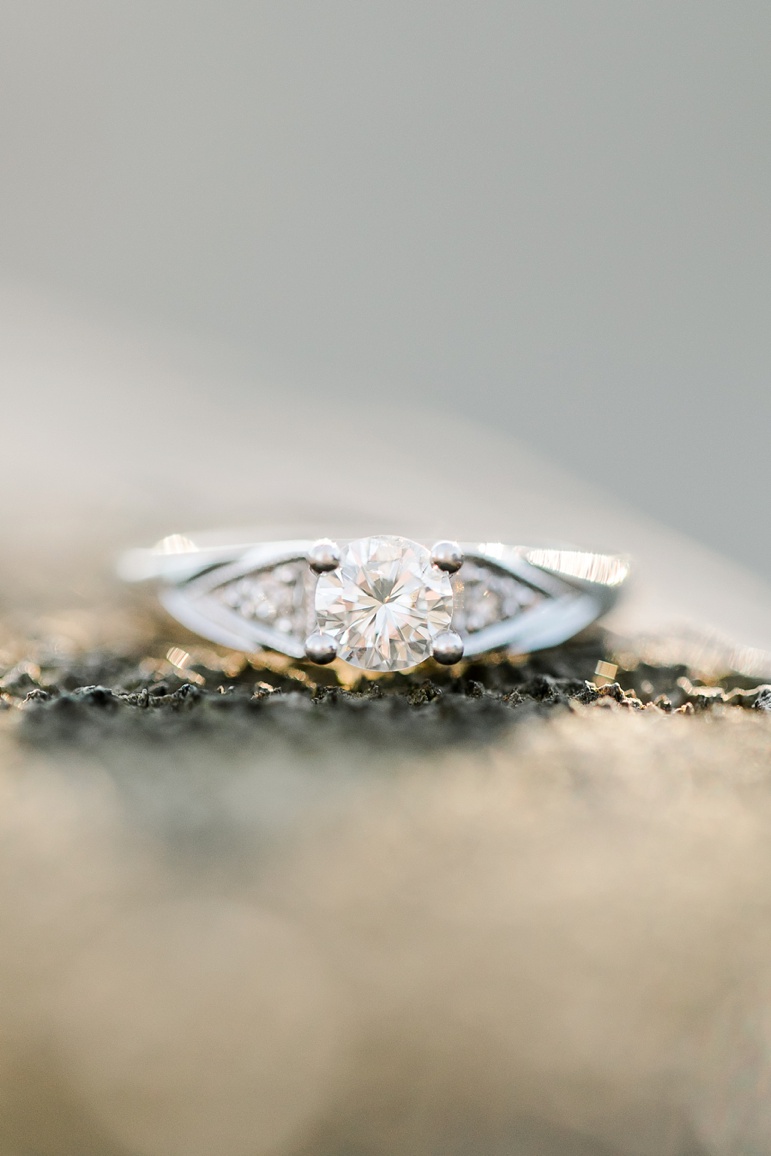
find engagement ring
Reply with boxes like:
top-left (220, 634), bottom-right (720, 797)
top-left (120, 533), bottom-right (629, 674)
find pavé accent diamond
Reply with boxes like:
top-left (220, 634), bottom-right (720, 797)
top-left (218, 562), bottom-right (314, 636)
top-left (452, 561), bottom-right (541, 635)
top-left (314, 535), bottom-right (455, 672)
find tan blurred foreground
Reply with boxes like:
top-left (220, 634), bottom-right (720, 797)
top-left (3, 705), bottom-right (771, 1155)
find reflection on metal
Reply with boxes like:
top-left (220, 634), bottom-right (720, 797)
top-left (157, 534), bottom-right (198, 555)
top-left (524, 548), bottom-right (631, 588)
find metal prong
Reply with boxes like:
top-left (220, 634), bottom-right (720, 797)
top-left (304, 632), bottom-right (338, 665)
top-left (430, 540), bottom-right (464, 573)
top-left (308, 539), bottom-right (341, 573)
top-left (432, 630), bottom-right (464, 665)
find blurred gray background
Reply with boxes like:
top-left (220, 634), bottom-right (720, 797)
top-left (0, 2), bottom-right (769, 575)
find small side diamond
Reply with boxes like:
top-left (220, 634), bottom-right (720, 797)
top-left (452, 561), bottom-right (541, 634)
top-left (217, 562), bottom-right (315, 636)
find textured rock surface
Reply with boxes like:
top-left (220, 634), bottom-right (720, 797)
top-left (4, 624), bottom-right (769, 740)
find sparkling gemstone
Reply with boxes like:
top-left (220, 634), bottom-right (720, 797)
top-left (314, 535), bottom-right (455, 672)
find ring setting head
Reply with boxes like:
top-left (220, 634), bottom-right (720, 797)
top-left (312, 534), bottom-right (456, 672)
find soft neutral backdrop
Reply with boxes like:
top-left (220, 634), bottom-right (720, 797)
top-left (0, 2), bottom-right (769, 578)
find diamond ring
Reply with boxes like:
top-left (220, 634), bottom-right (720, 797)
top-left (119, 533), bottom-right (630, 674)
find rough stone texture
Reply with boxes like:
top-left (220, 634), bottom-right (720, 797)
top-left (3, 620), bottom-right (771, 1156)
top-left (4, 624), bottom-right (769, 748)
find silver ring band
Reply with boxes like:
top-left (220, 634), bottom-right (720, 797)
top-left (119, 533), bottom-right (629, 673)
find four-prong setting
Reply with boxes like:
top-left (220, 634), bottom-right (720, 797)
top-left (431, 630), bottom-right (465, 666)
top-left (305, 535), bottom-right (466, 672)
top-left (430, 540), bottom-right (464, 574)
top-left (304, 632), bottom-right (338, 665)
top-left (308, 538), bottom-right (341, 574)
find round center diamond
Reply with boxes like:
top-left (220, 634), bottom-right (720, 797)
top-left (314, 535), bottom-right (455, 672)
